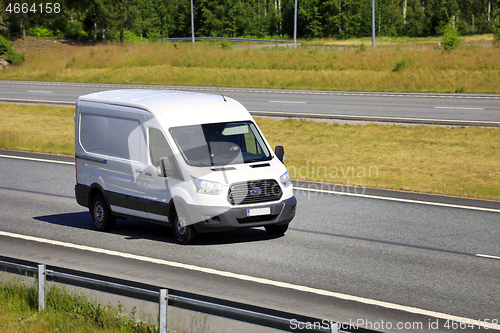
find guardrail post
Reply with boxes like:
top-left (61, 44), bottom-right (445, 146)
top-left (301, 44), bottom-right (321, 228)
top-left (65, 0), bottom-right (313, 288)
top-left (159, 289), bottom-right (168, 333)
top-left (38, 264), bottom-right (46, 311)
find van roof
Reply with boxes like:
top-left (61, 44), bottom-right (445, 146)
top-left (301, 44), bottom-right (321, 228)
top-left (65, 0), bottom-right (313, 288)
top-left (77, 89), bottom-right (253, 127)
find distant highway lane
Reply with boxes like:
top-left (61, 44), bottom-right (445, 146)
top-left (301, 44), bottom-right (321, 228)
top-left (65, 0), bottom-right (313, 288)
top-left (0, 150), bottom-right (499, 332)
top-left (0, 80), bottom-right (499, 126)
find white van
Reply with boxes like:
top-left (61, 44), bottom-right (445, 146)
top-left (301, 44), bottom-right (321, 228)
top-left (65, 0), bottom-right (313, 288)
top-left (74, 89), bottom-right (296, 244)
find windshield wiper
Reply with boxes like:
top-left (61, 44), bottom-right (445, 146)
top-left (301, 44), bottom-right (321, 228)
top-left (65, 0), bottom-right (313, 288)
top-left (187, 159), bottom-right (213, 167)
top-left (244, 158), bottom-right (265, 163)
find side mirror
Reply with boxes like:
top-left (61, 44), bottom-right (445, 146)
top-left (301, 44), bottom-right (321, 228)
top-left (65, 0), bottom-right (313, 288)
top-left (159, 157), bottom-right (184, 180)
top-left (275, 146), bottom-right (285, 163)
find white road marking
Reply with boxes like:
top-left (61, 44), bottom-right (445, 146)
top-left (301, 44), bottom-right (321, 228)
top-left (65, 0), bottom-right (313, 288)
top-left (27, 90), bottom-right (53, 93)
top-left (435, 107), bottom-right (484, 110)
top-left (1, 154), bottom-right (499, 213)
top-left (0, 154), bottom-right (74, 165)
top-left (295, 187), bottom-right (500, 213)
top-left (268, 101), bottom-right (306, 104)
top-left (476, 254), bottom-right (500, 260)
top-left (0, 230), bottom-right (497, 330)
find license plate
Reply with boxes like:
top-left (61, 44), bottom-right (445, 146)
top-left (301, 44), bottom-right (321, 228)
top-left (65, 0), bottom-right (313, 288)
top-left (247, 207), bottom-right (270, 217)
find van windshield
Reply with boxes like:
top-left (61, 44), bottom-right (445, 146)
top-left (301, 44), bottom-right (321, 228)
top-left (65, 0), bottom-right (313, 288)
top-left (170, 121), bottom-right (271, 167)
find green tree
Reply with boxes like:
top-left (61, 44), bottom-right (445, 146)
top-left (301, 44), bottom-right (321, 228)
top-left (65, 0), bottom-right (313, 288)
top-left (402, 0), bottom-right (427, 36)
top-left (102, 0), bottom-right (140, 42)
top-left (299, 0), bottom-right (323, 38)
top-left (4, 0), bottom-right (32, 39)
top-left (442, 17), bottom-right (461, 50)
top-left (338, 0), bottom-right (364, 38)
top-left (492, 16), bottom-right (500, 46)
top-left (0, 0), bottom-right (498, 41)
top-left (85, 0), bottom-right (110, 40)
top-left (375, 0), bottom-right (404, 37)
top-left (228, 0), bottom-right (253, 37)
top-left (320, 0), bottom-right (341, 37)
top-left (197, 0), bottom-right (226, 36)
top-left (430, 0), bottom-right (461, 34)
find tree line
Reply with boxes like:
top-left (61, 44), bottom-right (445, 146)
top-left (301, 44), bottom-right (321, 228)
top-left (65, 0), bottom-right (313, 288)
top-left (0, 0), bottom-right (499, 42)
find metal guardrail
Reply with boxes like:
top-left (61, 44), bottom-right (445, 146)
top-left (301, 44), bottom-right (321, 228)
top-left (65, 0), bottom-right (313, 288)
top-left (160, 37), bottom-right (293, 43)
top-left (0, 255), bottom-right (378, 333)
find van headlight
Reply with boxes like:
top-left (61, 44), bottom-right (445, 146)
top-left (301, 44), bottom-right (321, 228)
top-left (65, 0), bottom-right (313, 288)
top-left (279, 171), bottom-right (291, 187)
top-left (193, 178), bottom-right (223, 195)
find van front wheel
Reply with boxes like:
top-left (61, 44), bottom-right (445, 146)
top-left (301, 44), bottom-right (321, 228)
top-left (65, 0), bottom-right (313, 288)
top-left (91, 195), bottom-right (116, 232)
top-left (173, 209), bottom-right (197, 245)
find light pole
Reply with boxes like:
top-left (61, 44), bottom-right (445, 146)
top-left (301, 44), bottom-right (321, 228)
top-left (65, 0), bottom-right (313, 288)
top-left (191, 0), bottom-right (195, 45)
top-left (294, 0), bottom-right (298, 48)
top-left (372, 0), bottom-right (375, 48)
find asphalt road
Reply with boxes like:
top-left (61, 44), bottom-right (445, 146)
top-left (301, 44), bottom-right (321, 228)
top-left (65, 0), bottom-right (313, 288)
top-left (1, 80), bottom-right (499, 126)
top-left (0, 151), bottom-right (499, 332)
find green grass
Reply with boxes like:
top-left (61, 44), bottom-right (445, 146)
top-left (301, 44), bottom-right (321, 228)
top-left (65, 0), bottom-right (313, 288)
top-left (0, 104), bottom-right (74, 155)
top-left (0, 280), bottom-right (156, 333)
top-left (259, 118), bottom-right (500, 201)
top-left (2, 35), bottom-right (499, 93)
top-left (1, 103), bottom-right (499, 201)
top-left (314, 34), bottom-right (494, 47)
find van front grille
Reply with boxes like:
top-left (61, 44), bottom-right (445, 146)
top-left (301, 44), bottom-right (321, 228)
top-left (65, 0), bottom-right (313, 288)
top-left (228, 179), bottom-right (282, 205)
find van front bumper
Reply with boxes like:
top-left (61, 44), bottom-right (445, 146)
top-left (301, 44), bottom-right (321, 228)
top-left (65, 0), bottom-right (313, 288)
top-left (185, 196), bottom-right (296, 233)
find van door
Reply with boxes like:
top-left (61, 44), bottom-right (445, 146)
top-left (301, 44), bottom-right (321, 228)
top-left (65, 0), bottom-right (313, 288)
top-left (143, 125), bottom-right (182, 222)
top-left (77, 102), bottom-right (109, 187)
top-left (104, 105), bottom-right (148, 219)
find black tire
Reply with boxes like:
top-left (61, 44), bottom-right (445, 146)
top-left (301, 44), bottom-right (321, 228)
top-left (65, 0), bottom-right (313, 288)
top-left (173, 208), bottom-right (198, 245)
top-left (265, 223), bottom-right (289, 235)
top-left (90, 195), bottom-right (116, 232)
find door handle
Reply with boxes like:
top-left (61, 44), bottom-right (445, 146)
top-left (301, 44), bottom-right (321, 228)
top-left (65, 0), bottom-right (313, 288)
top-left (135, 169), bottom-right (143, 174)
top-left (145, 171), bottom-right (152, 177)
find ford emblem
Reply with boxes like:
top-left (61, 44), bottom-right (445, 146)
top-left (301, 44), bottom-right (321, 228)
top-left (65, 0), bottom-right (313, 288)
top-left (250, 188), bottom-right (262, 195)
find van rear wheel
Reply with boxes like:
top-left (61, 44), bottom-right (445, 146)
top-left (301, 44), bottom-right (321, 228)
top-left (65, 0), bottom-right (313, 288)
top-left (90, 195), bottom-right (116, 232)
top-left (173, 208), bottom-right (197, 245)
top-left (265, 223), bottom-right (288, 235)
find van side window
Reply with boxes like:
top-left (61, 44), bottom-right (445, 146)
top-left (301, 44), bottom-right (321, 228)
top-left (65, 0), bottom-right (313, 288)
top-left (107, 117), bottom-right (141, 160)
top-left (80, 112), bottom-right (142, 160)
top-left (149, 128), bottom-right (173, 171)
top-left (80, 114), bottom-right (107, 155)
